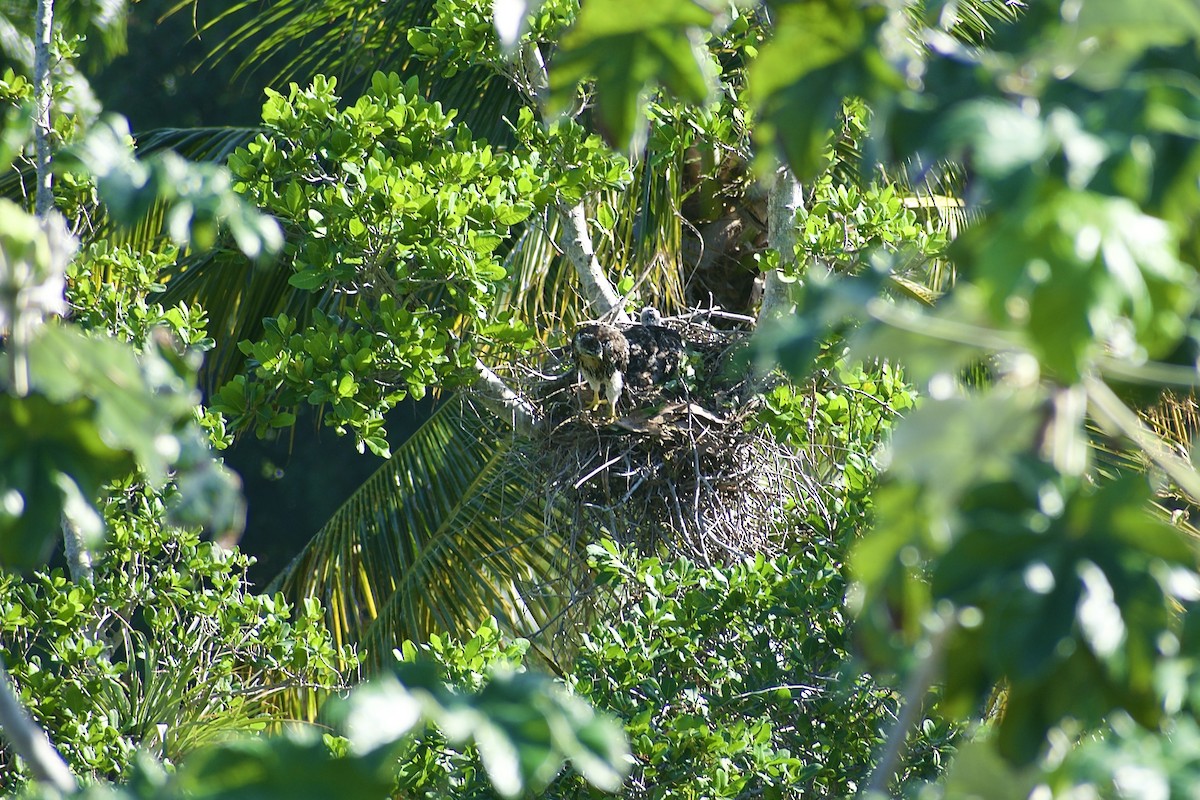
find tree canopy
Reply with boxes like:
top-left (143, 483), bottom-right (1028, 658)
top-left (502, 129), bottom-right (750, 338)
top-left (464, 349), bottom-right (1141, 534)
top-left (3, 0), bottom-right (1200, 798)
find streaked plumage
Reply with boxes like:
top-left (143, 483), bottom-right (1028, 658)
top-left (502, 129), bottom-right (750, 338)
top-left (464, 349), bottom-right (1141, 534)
top-left (572, 323), bottom-right (630, 418)
top-left (572, 310), bottom-right (685, 419)
top-left (623, 308), bottom-right (685, 393)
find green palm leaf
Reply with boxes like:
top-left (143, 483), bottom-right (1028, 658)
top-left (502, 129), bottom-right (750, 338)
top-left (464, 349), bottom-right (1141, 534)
top-left (273, 398), bottom-right (577, 673)
top-left (168, 0), bottom-right (522, 142)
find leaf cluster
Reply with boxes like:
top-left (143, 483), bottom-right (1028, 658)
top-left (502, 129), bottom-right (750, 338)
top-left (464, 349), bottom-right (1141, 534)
top-left (0, 485), bottom-right (351, 792)
top-left (219, 73), bottom-right (546, 454)
top-left (561, 542), bottom-right (955, 798)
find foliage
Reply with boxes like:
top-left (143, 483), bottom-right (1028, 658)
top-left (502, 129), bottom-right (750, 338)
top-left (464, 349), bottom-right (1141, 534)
top-left (559, 543), bottom-right (955, 799)
top-left (65, 116), bottom-right (284, 258)
top-left (13, 643), bottom-right (627, 800)
top-left (21, 0), bottom-right (1200, 798)
top-left (359, 537), bottom-right (956, 800)
top-left (213, 73), bottom-right (545, 455)
top-left (760, 354), bottom-right (916, 541)
top-left (546, 0), bottom-right (1200, 791)
top-left (0, 7), bottom-right (634, 798)
top-left (0, 491), bottom-right (351, 792)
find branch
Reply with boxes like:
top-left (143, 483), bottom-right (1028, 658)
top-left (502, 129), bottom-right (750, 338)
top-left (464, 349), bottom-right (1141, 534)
top-left (517, 42), bottom-right (626, 322)
top-left (472, 359), bottom-right (541, 437)
top-left (0, 655), bottom-right (77, 793)
top-left (750, 166), bottom-right (804, 390)
top-left (34, 0), bottom-right (94, 583)
top-left (519, 41), bottom-right (550, 108)
top-left (758, 166), bottom-right (803, 326)
top-left (33, 0), bottom-right (54, 218)
top-left (61, 515), bottom-right (93, 583)
top-left (556, 201), bottom-right (627, 321)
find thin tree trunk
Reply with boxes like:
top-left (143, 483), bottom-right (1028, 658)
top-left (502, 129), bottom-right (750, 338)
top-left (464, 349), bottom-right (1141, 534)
top-left (61, 515), bottom-right (93, 583)
top-left (33, 0), bottom-right (92, 582)
top-left (759, 166), bottom-right (802, 325)
top-left (556, 201), bottom-right (626, 321)
top-left (750, 166), bottom-right (804, 391)
top-left (0, 0), bottom-right (79, 783)
top-left (521, 42), bottom-right (627, 321)
top-left (33, 0), bottom-right (54, 217)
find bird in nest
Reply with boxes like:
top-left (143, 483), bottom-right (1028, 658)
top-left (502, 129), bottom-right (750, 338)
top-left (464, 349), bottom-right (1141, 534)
top-left (572, 308), bottom-right (685, 420)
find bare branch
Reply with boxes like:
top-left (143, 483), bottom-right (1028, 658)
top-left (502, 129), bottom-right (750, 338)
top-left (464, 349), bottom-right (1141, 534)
top-left (33, 0), bottom-right (54, 218)
top-left (515, 41), bottom-right (626, 322)
top-left (759, 166), bottom-right (803, 326)
top-left (61, 515), bottom-right (93, 583)
top-left (473, 359), bottom-right (541, 437)
top-left (557, 201), bottom-right (628, 321)
top-left (750, 166), bottom-right (804, 391)
top-left (0, 655), bottom-right (77, 793)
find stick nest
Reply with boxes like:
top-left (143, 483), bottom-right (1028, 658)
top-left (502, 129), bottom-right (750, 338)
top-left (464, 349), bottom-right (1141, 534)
top-left (495, 312), bottom-right (823, 567)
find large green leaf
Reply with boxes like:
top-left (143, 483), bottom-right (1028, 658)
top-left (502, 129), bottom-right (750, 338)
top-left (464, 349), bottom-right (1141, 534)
top-left (550, 0), bottom-right (716, 150)
top-left (745, 0), bottom-right (902, 182)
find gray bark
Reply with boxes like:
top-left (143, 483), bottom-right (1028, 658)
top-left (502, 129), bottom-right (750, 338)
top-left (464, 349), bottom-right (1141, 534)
top-left (750, 167), bottom-right (804, 391)
top-left (473, 359), bottom-right (541, 437)
top-left (33, 0), bottom-right (54, 217)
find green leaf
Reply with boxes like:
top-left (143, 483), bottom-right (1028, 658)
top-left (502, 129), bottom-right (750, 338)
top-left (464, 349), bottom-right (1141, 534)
top-left (746, 0), bottom-right (901, 181)
top-left (955, 189), bottom-right (1196, 379)
top-left (0, 394), bottom-right (134, 571)
top-left (175, 728), bottom-right (395, 800)
top-left (550, 0), bottom-right (716, 150)
top-left (27, 326), bottom-right (198, 485)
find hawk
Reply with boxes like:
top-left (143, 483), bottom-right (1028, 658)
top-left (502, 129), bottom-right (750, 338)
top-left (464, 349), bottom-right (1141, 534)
top-left (572, 309), bottom-right (685, 419)
top-left (623, 307), bottom-right (685, 394)
top-left (572, 322), bottom-right (630, 418)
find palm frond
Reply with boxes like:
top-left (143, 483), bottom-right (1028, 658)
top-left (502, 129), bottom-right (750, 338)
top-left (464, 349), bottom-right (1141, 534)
top-left (168, 0), bottom-right (523, 142)
top-left (158, 245), bottom-right (323, 393)
top-left (273, 398), bottom-right (576, 673)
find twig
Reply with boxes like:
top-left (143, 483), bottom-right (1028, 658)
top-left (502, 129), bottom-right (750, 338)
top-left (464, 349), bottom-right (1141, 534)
top-left (574, 452), bottom-right (627, 489)
top-left (0, 655), bottom-right (77, 793)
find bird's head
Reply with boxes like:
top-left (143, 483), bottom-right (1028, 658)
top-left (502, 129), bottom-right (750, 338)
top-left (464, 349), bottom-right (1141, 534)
top-left (639, 306), bottom-right (663, 327)
top-left (572, 324), bottom-right (606, 358)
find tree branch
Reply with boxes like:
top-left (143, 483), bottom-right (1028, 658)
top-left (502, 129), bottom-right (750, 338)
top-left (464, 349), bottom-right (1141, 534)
top-left (750, 166), bottom-right (804, 390)
top-left (517, 41), bottom-right (627, 322)
top-left (759, 166), bottom-right (802, 326)
top-left (0, 655), bottom-right (77, 793)
top-left (556, 201), bottom-right (627, 321)
top-left (472, 359), bottom-right (541, 437)
top-left (33, 0), bottom-right (55, 218)
top-left (61, 514), bottom-right (93, 584)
